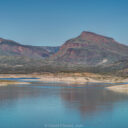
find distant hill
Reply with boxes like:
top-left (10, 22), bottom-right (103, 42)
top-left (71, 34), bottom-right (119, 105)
top-left (0, 38), bottom-right (59, 58)
top-left (51, 31), bottom-right (128, 66)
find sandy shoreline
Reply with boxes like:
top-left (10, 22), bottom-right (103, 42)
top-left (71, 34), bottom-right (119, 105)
top-left (0, 80), bottom-right (29, 86)
top-left (0, 72), bottom-right (127, 85)
top-left (0, 73), bottom-right (128, 94)
top-left (38, 73), bottom-right (128, 92)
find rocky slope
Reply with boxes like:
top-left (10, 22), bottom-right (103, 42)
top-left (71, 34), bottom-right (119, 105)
top-left (51, 31), bottom-right (128, 66)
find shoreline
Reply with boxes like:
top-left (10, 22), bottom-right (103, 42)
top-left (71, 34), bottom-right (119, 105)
top-left (0, 80), bottom-right (29, 86)
top-left (0, 73), bottom-right (128, 93)
top-left (0, 72), bottom-right (127, 85)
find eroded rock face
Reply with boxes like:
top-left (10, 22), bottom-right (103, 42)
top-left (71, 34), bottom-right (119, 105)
top-left (51, 31), bottom-right (128, 65)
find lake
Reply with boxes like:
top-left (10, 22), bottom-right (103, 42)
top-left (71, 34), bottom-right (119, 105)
top-left (0, 78), bottom-right (128, 128)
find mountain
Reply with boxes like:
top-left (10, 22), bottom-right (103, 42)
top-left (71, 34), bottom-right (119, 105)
top-left (0, 38), bottom-right (59, 58)
top-left (51, 31), bottom-right (128, 66)
top-left (0, 38), bottom-right (61, 73)
top-left (0, 31), bottom-right (128, 75)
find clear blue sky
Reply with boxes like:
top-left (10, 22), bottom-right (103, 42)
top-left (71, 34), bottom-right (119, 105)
top-left (0, 0), bottom-right (128, 46)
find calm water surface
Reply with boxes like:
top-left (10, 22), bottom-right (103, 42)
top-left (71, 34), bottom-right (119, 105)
top-left (0, 78), bottom-right (128, 128)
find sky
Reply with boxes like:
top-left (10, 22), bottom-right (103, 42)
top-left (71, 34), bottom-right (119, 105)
top-left (0, 0), bottom-right (128, 46)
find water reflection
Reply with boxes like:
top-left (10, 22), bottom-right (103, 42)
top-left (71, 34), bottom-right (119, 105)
top-left (60, 87), bottom-right (128, 115)
top-left (0, 84), bottom-right (128, 117)
top-left (0, 85), bottom-right (59, 106)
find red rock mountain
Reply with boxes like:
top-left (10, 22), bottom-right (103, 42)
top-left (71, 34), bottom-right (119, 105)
top-left (51, 31), bottom-right (128, 65)
top-left (0, 38), bottom-right (59, 58)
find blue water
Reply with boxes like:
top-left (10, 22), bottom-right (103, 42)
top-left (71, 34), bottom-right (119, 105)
top-left (0, 79), bottom-right (128, 128)
top-left (0, 77), bottom-right (39, 82)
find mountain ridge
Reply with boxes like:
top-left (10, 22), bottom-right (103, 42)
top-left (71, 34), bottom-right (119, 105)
top-left (0, 37), bottom-right (59, 58)
top-left (50, 31), bottom-right (128, 66)
top-left (0, 31), bottom-right (128, 75)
